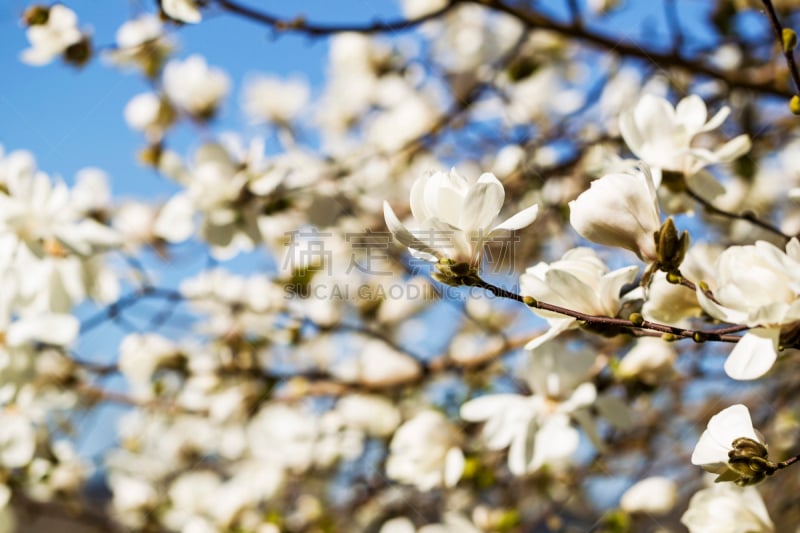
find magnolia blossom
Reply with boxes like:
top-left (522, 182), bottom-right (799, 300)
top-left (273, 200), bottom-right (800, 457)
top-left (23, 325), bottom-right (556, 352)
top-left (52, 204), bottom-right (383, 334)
top-left (696, 239), bottom-right (800, 380)
top-left (0, 410), bottom-right (36, 468)
top-left (163, 55), bottom-right (230, 117)
top-left (21, 5), bottom-right (83, 66)
top-left (124, 92), bottom-right (174, 142)
top-left (384, 168), bottom-right (538, 266)
top-left (108, 14), bottom-right (171, 74)
top-left (691, 404), bottom-right (765, 483)
top-left (520, 247), bottom-right (638, 349)
top-left (162, 0), bottom-right (202, 23)
top-left (386, 410), bottom-right (464, 490)
top-left (681, 483), bottom-right (773, 533)
top-left (460, 342), bottom-right (597, 475)
top-left (620, 94), bottom-right (751, 179)
top-left (569, 164), bottom-right (661, 261)
top-left (642, 242), bottom-right (721, 326)
top-left (619, 476), bottom-right (677, 515)
top-left (242, 76), bottom-right (310, 124)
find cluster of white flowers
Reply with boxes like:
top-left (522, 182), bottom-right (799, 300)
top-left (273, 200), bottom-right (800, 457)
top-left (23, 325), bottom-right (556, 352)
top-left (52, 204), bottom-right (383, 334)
top-left (11, 0), bottom-right (800, 530)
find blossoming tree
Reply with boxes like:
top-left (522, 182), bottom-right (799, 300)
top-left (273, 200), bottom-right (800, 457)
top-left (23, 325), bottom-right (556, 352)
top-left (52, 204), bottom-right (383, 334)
top-left (5, 0), bottom-right (800, 531)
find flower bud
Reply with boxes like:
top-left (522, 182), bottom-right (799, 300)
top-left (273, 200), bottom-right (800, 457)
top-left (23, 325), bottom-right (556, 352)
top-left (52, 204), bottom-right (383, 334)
top-left (655, 217), bottom-right (689, 273)
top-left (726, 437), bottom-right (777, 486)
top-left (23, 5), bottom-right (50, 26)
top-left (790, 95), bottom-right (800, 115)
top-left (783, 28), bottom-right (798, 53)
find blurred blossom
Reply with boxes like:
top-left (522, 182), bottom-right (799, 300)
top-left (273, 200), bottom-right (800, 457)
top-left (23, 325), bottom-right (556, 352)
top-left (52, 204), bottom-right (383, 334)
top-left (0, 410), bottom-right (35, 468)
top-left (620, 476), bottom-right (677, 515)
top-left (460, 342), bottom-right (597, 475)
top-left (108, 14), bottom-right (171, 75)
top-left (617, 337), bottom-right (677, 385)
top-left (162, 0), bottom-right (202, 23)
top-left (124, 92), bottom-right (175, 141)
top-left (401, 0), bottom-right (448, 18)
top-left (620, 94), bottom-right (751, 181)
top-left (163, 55), bottom-right (229, 117)
top-left (681, 482), bottom-right (773, 533)
top-left (21, 5), bottom-right (83, 66)
top-left (242, 75), bottom-right (310, 124)
top-left (386, 410), bottom-right (464, 490)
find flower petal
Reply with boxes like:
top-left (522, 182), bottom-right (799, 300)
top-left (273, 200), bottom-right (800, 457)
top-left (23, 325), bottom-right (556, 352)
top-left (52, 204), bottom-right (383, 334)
top-left (724, 328), bottom-right (779, 380)
top-left (491, 203), bottom-right (539, 232)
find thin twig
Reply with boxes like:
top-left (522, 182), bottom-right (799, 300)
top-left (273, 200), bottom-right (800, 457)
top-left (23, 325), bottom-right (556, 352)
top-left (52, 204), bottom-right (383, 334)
top-left (760, 0), bottom-right (800, 94)
top-left (685, 185), bottom-right (791, 241)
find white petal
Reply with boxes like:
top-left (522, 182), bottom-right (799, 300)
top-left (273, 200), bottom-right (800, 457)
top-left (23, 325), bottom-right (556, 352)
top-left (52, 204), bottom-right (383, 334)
top-left (460, 173), bottom-right (504, 232)
top-left (713, 134), bottom-right (751, 162)
top-left (383, 201), bottom-right (440, 262)
top-left (154, 193), bottom-right (195, 243)
top-left (675, 95), bottom-right (708, 134)
top-left (724, 328), bottom-right (779, 380)
top-left (700, 105), bottom-right (731, 133)
top-left (7, 313), bottom-right (79, 347)
top-left (443, 447), bottom-right (464, 487)
top-left (491, 203), bottom-right (539, 232)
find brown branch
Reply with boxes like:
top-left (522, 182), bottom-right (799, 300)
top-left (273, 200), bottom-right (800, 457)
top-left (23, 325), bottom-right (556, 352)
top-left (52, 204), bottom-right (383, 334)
top-left (470, 277), bottom-right (744, 344)
top-left (215, 0), bottom-right (461, 35)
top-left (472, 0), bottom-right (794, 98)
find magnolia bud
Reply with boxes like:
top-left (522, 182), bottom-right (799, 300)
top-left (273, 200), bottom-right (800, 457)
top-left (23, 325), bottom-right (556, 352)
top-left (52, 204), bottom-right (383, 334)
top-left (23, 5), bottom-right (50, 26)
top-left (655, 217), bottom-right (690, 273)
top-left (790, 95), bottom-right (800, 115)
top-left (783, 28), bottom-right (798, 53)
top-left (726, 437), bottom-right (777, 486)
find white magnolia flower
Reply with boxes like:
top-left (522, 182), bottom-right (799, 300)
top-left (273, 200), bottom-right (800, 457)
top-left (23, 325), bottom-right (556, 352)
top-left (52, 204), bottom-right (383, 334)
top-left (124, 92), bottom-right (174, 141)
top-left (0, 410), bottom-right (36, 468)
top-left (335, 394), bottom-right (401, 437)
top-left (108, 14), bottom-right (171, 73)
top-left (162, 0), bottom-right (202, 24)
top-left (154, 139), bottom-right (271, 259)
top-left (0, 165), bottom-right (120, 258)
top-left (6, 313), bottom-right (78, 347)
top-left (386, 410), bottom-right (464, 490)
top-left (247, 404), bottom-right (318, 472)
top-left (681, 483), bottom-right (773, 533)
top-left (384, 168), bottom-right (538, 266)
top-left (21, 5), bottom-right (83, 66)
top-left (118, 333), bottom-right (182, 399)
top-left (620, 94), bottom-right (751, 178)
top-left (642, 242), bottom-right (721, 326)
top-left (242, 76), bottom-right (309, 124)
top-left (569, 164), bottom-right (661, 261)
top-left (691, 404), bottom-right (765, 482)
top-left (696, 239), bottom-right (800, 380)
top-left (460, 343), bottom-right (597, 475)
top-left (520, 247), bottom-right (638, 349)
top-left (620, 476), bottom-right (677, 515)
top-left (163, 55), bottom-right (229, 117)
